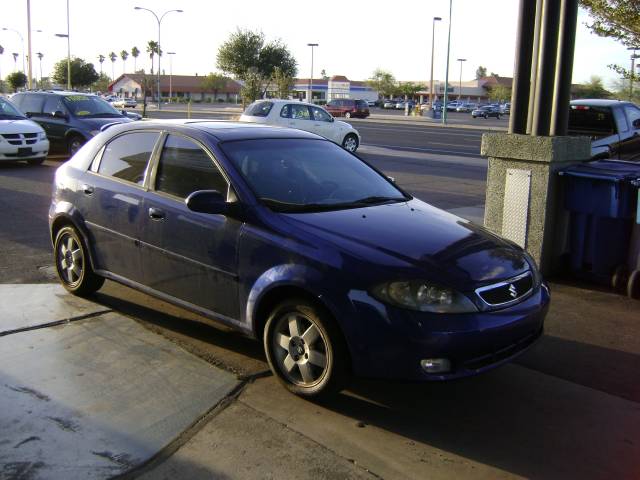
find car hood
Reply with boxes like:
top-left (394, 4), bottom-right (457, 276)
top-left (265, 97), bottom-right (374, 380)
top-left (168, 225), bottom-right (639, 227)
top-left (282, 199), bottom-right (529, 288)
top-left (334, 120), bottom-right (358, 133)
top-left (0, 118), bottom-right (44, 133)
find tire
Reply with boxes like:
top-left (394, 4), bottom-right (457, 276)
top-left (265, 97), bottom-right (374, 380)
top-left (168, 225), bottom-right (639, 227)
top-left (472, 115), bottom-right (476, 119)
top-left (263, 298), bottom-right (350, 399)
top-left (342, 133), bottom-right (359, 153)
top-left (484, 114), bottom-right (489, 119)
top-left (612, 264), bottom-right (629, 292)
top-left (627, 269), bottom-right (640, 300)
top-left (67, 135), bottom-right (85, 157)
top-left (26, 157), bottom-right (45, 166)
top-left (54, 225), bottom-right (104, 296)
top-left (344, 111), bottom-right (351, 119)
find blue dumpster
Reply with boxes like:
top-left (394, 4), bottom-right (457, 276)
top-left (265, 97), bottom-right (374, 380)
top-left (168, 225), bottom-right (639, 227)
top-left (559, 160), bottom-right (640, 285)
top-left (431, 107), bottom-right (442, 120)
top-left (627, 179), bottom-right (640, 298)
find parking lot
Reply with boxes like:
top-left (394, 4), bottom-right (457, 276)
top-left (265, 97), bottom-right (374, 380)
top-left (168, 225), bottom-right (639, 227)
top-left (1, 116), bottom-right (639, 479)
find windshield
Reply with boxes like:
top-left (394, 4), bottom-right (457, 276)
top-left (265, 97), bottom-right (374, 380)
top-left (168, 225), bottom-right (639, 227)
top-left (221, 139), bottom-right (409, 213)
top-left (62, 95), bottom-right (123, 118)
top-left (0, 97), bottom-right (27, 120)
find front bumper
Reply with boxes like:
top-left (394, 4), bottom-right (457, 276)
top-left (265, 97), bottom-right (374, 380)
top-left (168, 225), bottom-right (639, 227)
top-left (343, 283), bottom-right (550, 381)
top-left (0, 139), bottom-right (49, 161)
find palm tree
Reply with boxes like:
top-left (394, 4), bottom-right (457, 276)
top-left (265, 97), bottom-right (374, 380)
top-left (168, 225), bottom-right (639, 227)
top-left (36, 52), bottom-right (44, 85)
top-left (109, 51), bottom-right (117, 81)
top-left (98, 54), bottom-right (105, 76)
top-left (0, 45), bottom-right (4, 87)
top-left (12, 52), bottom-right (18, 72)
top-left (146, 40), bottom-right (160, 75)
top-left (131, 46), bottom-right (140, 72)
top-left (120, 50), bottom-right (129, 74)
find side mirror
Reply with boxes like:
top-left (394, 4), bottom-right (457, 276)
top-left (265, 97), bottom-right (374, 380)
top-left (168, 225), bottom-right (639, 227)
top-left (633, 118), bottom-right (640, 130)
top-left (185, 190), bottom-right (227, 215)
top-left (53, 110), bottom-right (67, 119)
top-left (121, 109), bottom-right (128, 115)
top-left (330, 116), bottom-right (334, 122)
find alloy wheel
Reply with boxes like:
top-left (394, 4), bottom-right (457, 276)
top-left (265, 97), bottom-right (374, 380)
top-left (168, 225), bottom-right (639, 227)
top-left (57, 232), bottom-right (83, 287)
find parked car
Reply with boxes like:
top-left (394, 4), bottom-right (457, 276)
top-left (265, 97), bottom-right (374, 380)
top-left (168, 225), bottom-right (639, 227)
top-left (568, 99), bottom-right (640, 160)
top-left (446, 101), bottom-right (461, 111)
top-left (472, 105), bottom-right (502, 119)
top-left (395, 100), bottom-right (416, 110)
top-left (324, 99), bottom-right (370, 119)
top-left (112, 97), bottom-right (137, 108)
top-left (456, 103), bottom-right (477, 113)
top-left (367, 100), bottom-right (376, 107)
top-left (10, 91), bottom-right (134, 156)
top-left (0, 96), bottom-right (49, 165)
top-left (49, 119), bottom-right (549, 398)
top-left (239, 99), bottom-right (361, 152)
top-left (383, 100), bottom-right (398, 109)
top-left (500, 103), bottom-right (511, 114)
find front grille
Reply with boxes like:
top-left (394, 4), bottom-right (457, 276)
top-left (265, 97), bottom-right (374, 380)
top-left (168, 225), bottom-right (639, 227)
top-left (1, 134), bottom-right (20, 139)
top-left (1, 133), bottom-right (40, 147)
top-left (23, 133), bottom-right (37, 138)
top-left (475, 271), bottom-right (533, 307)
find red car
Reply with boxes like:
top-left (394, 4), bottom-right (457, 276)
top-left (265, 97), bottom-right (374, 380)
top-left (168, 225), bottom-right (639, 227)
top-left (324, 99), bottom-right (370, 119)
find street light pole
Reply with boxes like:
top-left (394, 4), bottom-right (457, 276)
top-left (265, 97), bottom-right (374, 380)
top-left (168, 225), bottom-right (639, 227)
top-left (429, 17), bottom-right (442, 109)
top-left (307, 43), bottom-right (318, 103)
top-left (457, 58), bottom-right (466, 101)
top-left (167, 51), bottom-right (175, 103)
top-left (26, 0), bottom-right (33, 89)
top-left (134, 7), bottom-right (183, 110)
top-left (442, 0), bottom-right (453, 125)
top-left (628, 47), bottom-right (639, 97)
top-left (54, 32), bottom-right (70, 89)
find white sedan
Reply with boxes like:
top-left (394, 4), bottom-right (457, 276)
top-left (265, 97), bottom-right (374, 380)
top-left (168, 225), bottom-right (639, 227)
top-left (239, 99), bottom-right (361, 152)
top-left (0, 97), bottom-right (49, 165)
top-left (112, 97), bottom-right (137, 108)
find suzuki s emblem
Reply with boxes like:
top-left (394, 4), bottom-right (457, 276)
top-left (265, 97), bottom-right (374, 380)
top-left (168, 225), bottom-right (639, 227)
top-left (508, 284), bottom-right (518, 298)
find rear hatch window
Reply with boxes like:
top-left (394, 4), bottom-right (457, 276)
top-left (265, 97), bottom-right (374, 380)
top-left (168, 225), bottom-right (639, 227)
top-left (568, 105), bottom-right (616, 139)
top-left (244, 101), bottom-right (273, 117)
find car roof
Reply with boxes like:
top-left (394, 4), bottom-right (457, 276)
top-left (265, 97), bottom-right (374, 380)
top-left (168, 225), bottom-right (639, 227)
top-left (250, 98), bottom-right (318, 108)
top-left (570, 99), bottom-right (633, 107)
top-left (16, 90), bottom-right (98, 97)
top-left (104, 119), bottom-right (324, 142)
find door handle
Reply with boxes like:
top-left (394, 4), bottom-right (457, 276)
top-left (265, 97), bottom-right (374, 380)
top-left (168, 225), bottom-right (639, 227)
top-left (148, 207), bottom-right (165, 220)
top-left (82, 184), bottom-right (94, 195)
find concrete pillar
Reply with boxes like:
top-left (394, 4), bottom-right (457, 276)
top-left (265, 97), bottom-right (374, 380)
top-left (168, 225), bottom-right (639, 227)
top-left (481, 133), bottom-right (591, 274)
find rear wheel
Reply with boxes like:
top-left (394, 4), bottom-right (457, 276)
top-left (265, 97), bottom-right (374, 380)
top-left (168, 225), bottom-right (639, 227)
top-left (344, 111), bottom-right (351, 119)
top-left (342, 133), bottom-right (359, 153)
top-left (264, 299), bottom-right (349, 399)
top-left (54, 225), bottom-right (104, 296)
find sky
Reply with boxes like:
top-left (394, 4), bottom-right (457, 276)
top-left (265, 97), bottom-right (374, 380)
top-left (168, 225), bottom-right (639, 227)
top-left (0, 0), bottom-right (634, 90)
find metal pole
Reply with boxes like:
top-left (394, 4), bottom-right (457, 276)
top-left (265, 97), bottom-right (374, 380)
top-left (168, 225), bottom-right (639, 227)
top-left (429, 17), bottom-right (441, 109)
top-left (527, 0), bottom-right (544, 133)
top-left (442, 0), bottom-right (453, 125)
top-left (307, 43), bottom-right (318, 103)
top-left (66, 0), bottom-right (70, 90)
top-left (27, 0), bottom-right (33, 89)
top-left (168, 52), bottom-right (175, 103)
top-left (510, 0), bottom-right (537, 134)
top-left (629, 49), bottom-right (638, 98)
top-left (457, 58), bottom-right (466, 100)
top-left (550, 0), bottom-right (579, 136)
top-left (531, 0), bottom-right (561, 137)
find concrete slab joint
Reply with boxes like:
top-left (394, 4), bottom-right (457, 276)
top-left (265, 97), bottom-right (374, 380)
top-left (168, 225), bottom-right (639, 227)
top-left (481, 133), bottom-right (591, 274)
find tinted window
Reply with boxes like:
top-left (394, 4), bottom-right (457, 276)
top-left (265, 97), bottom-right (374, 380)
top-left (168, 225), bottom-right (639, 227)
top-left (280, 104), bottom-right (291, 118)
top-left (221, 139), bottom-right (407, 211)
top-left (290, 104), bottom-right (311, 120)
top-left (98, 132), bottom-right (159, 185)
top-left (155, 135), bottom-right (227, 199)
top-left (356, 100), bottom-right (368, 108)
top-left (13, 93), bottom-right (45, 115)
top-left (568, 105), bottom-right (615, 138)
top-left (63, 95), bottom-right (121, 117)
top-left (245, 101), bottom-right (273, 117)
top-left (311, 107), bottom-right (332, 122)
top-left (0, 98), bottom-right (26, 119)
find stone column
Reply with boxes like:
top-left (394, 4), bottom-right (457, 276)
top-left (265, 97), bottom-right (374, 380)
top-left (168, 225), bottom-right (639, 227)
top-left (481, 133), bottom-right (591, 274)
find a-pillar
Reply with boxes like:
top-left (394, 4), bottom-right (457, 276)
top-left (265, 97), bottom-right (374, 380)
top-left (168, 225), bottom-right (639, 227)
top-left (481, 133), bottom-right (591, 274)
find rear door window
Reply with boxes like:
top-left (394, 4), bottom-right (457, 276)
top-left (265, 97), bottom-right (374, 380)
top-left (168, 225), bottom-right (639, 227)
top-left (97, 132), bottom-right (160, 185)
top-left (43, 96), bottom-right (66, 116)
top-left (568, 105), bottom-right (616, 138)
top-left (311, 107), bottom-right (333, 122)
top-left (290, 104), bottom-right (311, 120)
top-left (356, 100), bottom-right (368, 109)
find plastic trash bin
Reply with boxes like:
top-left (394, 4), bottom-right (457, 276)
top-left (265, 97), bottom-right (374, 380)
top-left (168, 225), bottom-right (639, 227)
top-left (626, 179), bottom-right (640, 298)
top-left (558, 160), bottom-right (640, 286)
top-left (431, 107), bottom-right (442, 120)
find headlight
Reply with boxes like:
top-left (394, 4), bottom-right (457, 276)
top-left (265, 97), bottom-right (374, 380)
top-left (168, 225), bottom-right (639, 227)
top-left (522, 251), bottom-right (542, 287)
top-left (38, 132), bottom-right (47, 141)
top-left (371, 280), bottom-right (478, 313)
top-left (89, 130), bottom-right (100, 137)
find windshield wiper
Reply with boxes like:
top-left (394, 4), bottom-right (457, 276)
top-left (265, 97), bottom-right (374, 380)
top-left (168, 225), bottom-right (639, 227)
top-left (0, 114), bottom-right (26, 120)
top-left (349, 195), bottom-right (408, 206)
top-left (260, 195), bottom-right (408, 213)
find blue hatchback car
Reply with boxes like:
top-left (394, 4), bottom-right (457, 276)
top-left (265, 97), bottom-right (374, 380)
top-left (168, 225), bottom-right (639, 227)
top-left (49, 120), bottom-right (549, 398)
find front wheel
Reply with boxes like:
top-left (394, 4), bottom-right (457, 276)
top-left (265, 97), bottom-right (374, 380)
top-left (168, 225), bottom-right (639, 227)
top-left (67, 135), bottom-right (85, 157)
top-left (342, 133), bottom-right (359, 153)
top-left (264, 299), bottom-right (349, 399)
top-left (54, 225), bottom-right (104, 296)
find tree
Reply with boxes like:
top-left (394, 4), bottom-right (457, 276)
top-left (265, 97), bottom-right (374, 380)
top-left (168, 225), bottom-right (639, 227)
top-left (201, 72), bottom-right (227, 101)
top-left (320, 69), bottom-right (328, 79)
top-left (98, 54), bottom-right (105, 75)
top-left (367, 69), bottom-right (396, 98)
top-left (476, 66), bottom-right (487, 79)
top-left (487, 84), bottom-right (512, 102)
top-left (573, 75), bottom-right (611, 98)
top-left (131, 46), bottom-right (140, 72)
top-left (6, 71), bottom-right (27, 92)
top-left (398, 81), bottom-right (424, 99)
top-left (146, 40), bottom-right (161, 75)
top-left (272, 66), bottom-right (294, 99)
top-left (239, 68), bottom-right (262, 105)
top-left (610, 77), bottom-right (640, 102)
top-left (52, 57), bottom-right (99, 88)
top-left (92, 73), bottom-right (112, 94)
top-left (216, 29), bottom-right (297, 97)
top-left (120, 50), bottom-right (129, 74)
top-left (109, 52), bottom-right (117, 80)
